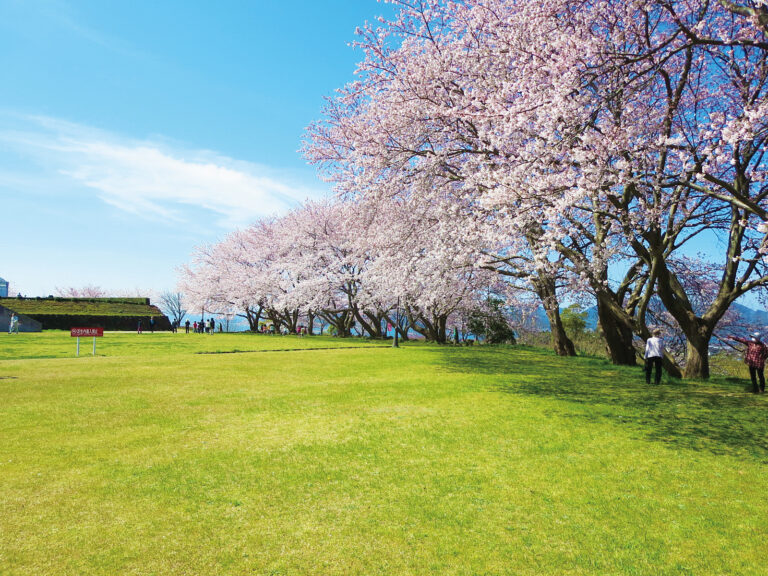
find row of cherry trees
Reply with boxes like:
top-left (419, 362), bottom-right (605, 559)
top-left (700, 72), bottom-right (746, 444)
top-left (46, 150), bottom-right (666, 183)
top-left (181, 0), bottom-right (767, 378)
top-left (298, 0), bottom-right (768, 378)
top-left (180, 196), bottom-right (514, 342)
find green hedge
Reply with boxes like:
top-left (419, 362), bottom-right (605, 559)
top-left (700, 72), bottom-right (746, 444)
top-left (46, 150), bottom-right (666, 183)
top-left (23, 314), bottom-right (172, 331)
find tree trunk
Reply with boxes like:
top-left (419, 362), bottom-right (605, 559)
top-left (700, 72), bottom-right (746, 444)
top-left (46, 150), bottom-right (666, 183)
top-left (244, 310), bottom-right (257, 331)
top-left (399, 317), bottom-right (410, 341)
top-left (651, 250), bottom-right (720, 379)
top-left (416, 314), bottom-right (436, 341)
top-left (307, 312), bottom-right (315, 335)
top-left (679, 322), bottom-right (714, 379)
top-left (387, 313), bottom-right (410, 341)
top-left (547, 305), bottom-right (576, 356)
top-left (436, 315), bottom-right (448, 344)
top-left (266, 309), bottom-right (282, 332)
top-left (443, 317), bottom-right (450, 343)
top-left (532, 274), bottom-right (575, 357)
top-left (354, 308), bottom-right (384, 338)
top-left (282, 309), bottom-right (299, 334)
top-left (596, 294), bottom-right (637, 366)
top-left (660, 350), bottom-right (684, 379)
top-left (340, 310), bottom-right (354, 337)
top-left (318, 310), bottom-right (352, 337)
top-left (683, 339), bottom-right (710, 379)
top-left (241, 305), bottom-right (262, 331)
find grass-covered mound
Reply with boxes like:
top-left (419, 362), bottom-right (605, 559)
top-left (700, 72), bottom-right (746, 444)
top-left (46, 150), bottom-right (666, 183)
top-left (0, 297), bottom-right (170, 330)
top-left (0, 297), bottom-right (156, 316)
top-left (1, 332), bottom-right (766, 575)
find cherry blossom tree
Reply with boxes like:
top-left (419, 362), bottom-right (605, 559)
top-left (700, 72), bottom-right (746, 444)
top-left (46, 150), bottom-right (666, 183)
top-left (179, 219), bottom-right (294, 331)
top-left (273, 200), bottom-right (372, 337)
top-left (356, 191), bottom-right (505, 343)
top-left (532, 0), bottom-right (768, 376)
top-left (179, 190), bottom-right (511, 343)
top-left (304, 0), bottom-right (584, 354)
top-left (55, 285), bottom-right (106, 298)
top-left (304, 0), bottom-right (768, 377)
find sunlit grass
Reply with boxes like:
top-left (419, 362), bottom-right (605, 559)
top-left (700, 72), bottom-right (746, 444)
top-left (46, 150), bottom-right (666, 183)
top-left (1, 332), bottom-right (766, 575)
top-left (0, 330), bottom-right (386, 360)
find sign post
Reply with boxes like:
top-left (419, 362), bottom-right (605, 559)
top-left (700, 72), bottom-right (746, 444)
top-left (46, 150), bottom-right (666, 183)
top-left (71, 327), bottom-right (104, 357)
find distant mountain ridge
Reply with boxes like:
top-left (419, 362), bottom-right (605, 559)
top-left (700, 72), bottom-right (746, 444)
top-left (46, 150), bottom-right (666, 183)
top-left (527, 303), bottom-right (768, 331)
top-left (730, 303), bottom-right (768, 326)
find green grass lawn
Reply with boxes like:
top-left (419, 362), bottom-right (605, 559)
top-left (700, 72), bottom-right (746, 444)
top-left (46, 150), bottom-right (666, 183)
top-left (1, 332), bottom-right (767, 575)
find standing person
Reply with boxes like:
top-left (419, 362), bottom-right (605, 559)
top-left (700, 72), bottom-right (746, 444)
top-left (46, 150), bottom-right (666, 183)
top-left (730, 332), bottom-right (768, 393)
top-left (149, 316), bottom-right (155, 334)
top-left (209, 318), bottom-right (215, 335)
top-left (193, 321), bottom-right (198, 333)
top-left (644, 329), bottom-right (664, 385)
top-left (8, 312), bottom-right (19, 334)
top-left (185, 319), bottom-right (190, 334)
top-left (137, 320), bottom-right (142, 334)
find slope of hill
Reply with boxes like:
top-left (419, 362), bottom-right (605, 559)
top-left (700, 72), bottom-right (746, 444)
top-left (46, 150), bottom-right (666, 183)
top-left (528, 303), bottom-right (766, 332)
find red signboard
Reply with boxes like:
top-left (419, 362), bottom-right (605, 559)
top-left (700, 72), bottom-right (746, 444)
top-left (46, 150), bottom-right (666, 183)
top-left (71, 327), bottom-right (104, 337)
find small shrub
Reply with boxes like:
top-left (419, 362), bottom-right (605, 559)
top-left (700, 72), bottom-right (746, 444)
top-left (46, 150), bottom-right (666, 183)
top-left (561, 304), bottom-right (588, 339)
top-left (468, 298), bottom-right (517, 344)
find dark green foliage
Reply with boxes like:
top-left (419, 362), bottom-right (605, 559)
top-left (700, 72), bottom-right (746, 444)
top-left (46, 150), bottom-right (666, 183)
top-left (561, 304), bottom-right (588, 339)
top-left (468, 297), bottom-right (517, 344)
top-left (0, 297), bottom-right (169, 330)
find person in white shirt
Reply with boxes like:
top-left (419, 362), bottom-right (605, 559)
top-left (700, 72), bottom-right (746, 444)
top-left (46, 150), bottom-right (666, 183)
top-left (644, 329), bottom-right (664, 385)
top-left (8, 312), bottom-right (19, 334)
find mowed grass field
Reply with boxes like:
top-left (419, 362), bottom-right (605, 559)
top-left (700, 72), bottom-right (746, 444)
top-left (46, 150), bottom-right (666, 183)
top-left (1, 332), bottom-right (767, 575)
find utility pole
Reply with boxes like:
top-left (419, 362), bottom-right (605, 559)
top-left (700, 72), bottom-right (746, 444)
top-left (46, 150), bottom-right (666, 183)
top-left (393, 296), bottom-right (400, 348)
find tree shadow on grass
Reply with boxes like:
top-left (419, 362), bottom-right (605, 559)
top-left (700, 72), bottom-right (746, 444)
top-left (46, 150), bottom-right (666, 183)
top-left (437, 346), bottom-right (768, 462)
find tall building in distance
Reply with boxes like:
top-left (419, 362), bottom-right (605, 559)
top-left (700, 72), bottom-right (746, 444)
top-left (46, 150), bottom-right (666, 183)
top-left (0, 277), bottom-right (8, 298)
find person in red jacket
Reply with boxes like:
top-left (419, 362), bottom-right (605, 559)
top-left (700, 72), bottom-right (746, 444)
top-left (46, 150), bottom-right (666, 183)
top-left (731, 332), bottom-right (768, 394)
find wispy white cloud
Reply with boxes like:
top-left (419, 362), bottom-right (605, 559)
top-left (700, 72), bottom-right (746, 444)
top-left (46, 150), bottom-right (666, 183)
top-left (0, 114), bottom-right (326, 227)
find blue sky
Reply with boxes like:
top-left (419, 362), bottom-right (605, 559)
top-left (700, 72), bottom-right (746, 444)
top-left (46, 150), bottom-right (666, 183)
top-left (0, 0), bottom-right (391, 297)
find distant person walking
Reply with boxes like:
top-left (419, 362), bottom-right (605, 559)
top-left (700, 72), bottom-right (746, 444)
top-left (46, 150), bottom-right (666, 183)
top-left (137, 320), bottom-right (142, 335)
top-left (644, 329), bottom-right (665, 385)
top-left (8, 312), bottom-right (19, 334)
top-left (149, 317), bottom-right (155, 334)
top-left (730, 332), bottom-right (768, 393)
top-left (209, 318), bottom-right (215, 335)
top-left (185, 320), bottom-right (190, 334)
